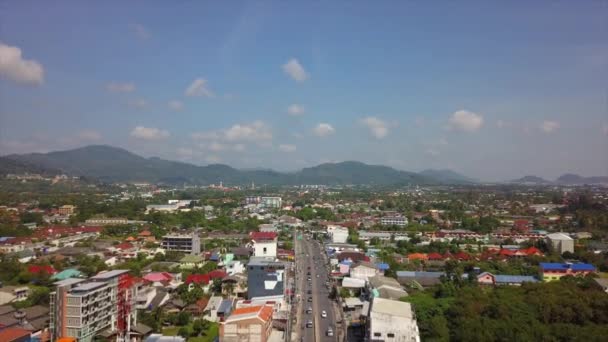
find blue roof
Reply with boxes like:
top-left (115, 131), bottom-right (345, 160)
top-left (375, 263), bottom-right (390, 270)
top-left (495, 275), bottom-right (538, 284)
top-left (540, 263), bottom-right (595, 271)
top-left (217, 299), bottom-right (233, 314)
top-left (340, 260), bottom-right (353, 265)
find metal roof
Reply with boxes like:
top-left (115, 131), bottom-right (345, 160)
top-left (370, 297), bottom-right (413, 319)
top-left (90, 269), bottom-right (130, 280)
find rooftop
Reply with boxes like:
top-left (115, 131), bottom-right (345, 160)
top-left (90, 269), bottom-right (130, 280)
top-left (371, 297), bottom-right (413, 319)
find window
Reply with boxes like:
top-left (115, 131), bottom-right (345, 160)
top-left (374, 332), bottom-right (381, 337)
top-left (263, 247), bottom-right (267, 254)
top-left (388, 333), bottom-right (395, 338)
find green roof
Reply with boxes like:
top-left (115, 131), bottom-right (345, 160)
top-left (180, 255), bottom-right (203, 263)
top-left (51, 268), bottom-right (82, 280)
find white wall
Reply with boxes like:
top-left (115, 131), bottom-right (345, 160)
top-left (253, 240), bottom-right (277, 257)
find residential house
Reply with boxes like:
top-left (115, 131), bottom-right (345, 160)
top-left (476, 272), bottom-right (538, 286)
top-left (0, 286), bottom-right (30, 305)
top-left (250, 232), bottom-right (277, 258)
top-left (0, 327), bottom-right (31, 342)
top-left (327, 225), bottom-right (349, 244)
top-left (396, 271), bottom-right (444, 288)
top-left (350, 261), bottom-right (380, 281)
top-left (220, 305), bottom-right (273, 342)
top-left (368, 297), bottom-right (420, 342)
top-left (368, 275), bottom-right (408, 300)
top-left (179, 254), bottom-right (204, 269)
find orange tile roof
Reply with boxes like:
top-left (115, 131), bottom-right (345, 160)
top-left (230, 305), bottom-right (273, 322)
top-left (258, 305), bottom-right (273, 322)
top-left (0, 328), bottom-right (30, 342)
top-left (232, 305), bottom-right (263, 316)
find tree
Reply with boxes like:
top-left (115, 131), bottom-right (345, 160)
top-left (192, 319), bottom-right (205, 336)
top-left (339, 287), bottom-right (351, 298)
top-left (177, 326), bottom-right (190, 338)
top-left (177, 311), bottom-right (191, 326)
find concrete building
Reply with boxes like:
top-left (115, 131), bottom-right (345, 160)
top-left (161, 234), bottom-right (200, 254)
top-left (58, 205), bottom-right (77, 216)
top-left (247, 257), bottom-right (285, 299)
top-left (545, 233), bottom-right (574, 255)
top-left (0, 286), bottom-right (30, 305)
top-left (380, 215), bottom-right (408, 227)
top-left (350, 261), bottom-right (380, 281)
top-left (258, 224), bottom-right (277, 233)
top-left (49, 270), bottom-right (137, 342)
top-left (260, 197), bottom-right (282, 209)
top-left (327, 225), bottom-right (349, 244)
top-left (220, 305), bottom-right (273, 342)
top-left (368, 297), bottom-right (420, 342)
top-left (250, 232), bottom-right (277, 258)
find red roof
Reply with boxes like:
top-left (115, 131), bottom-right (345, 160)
top-left (427, 252), bottom-right (444, 260)
top-left (250, 232), bottom-right (277, 241)
top-left (27, 265), bottom-right (56, 275)
top-left (522, 246), bottom-right (543, 256)
top-left (116, 242), bottom-right (134, 250)
top-left (138, 230), bottom-right (152, 237)
top-left (499, 249), bottom-right (516, 256)
top-left (230, 305), bottom-right (273, 322)
top-left (186, 274), bottom-right (210, 285)
top-left (207, 270), bottom-right (227, 280)
top-left (143, 272), bottom-right (173, 282)
top-left (454, 252), bottom-right (471, 260)
top-left (33, 226), bottom-right (103, 239)
top-left (0, 328), bottom-right (31, 342)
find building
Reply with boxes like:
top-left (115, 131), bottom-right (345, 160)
top-left (368, 297), bottom-right (420, 342)
top-left (368, 275), bottom-right (408, 300)
top-left (476, 272), bottom-right (538, 286)
top-left (380, 215), bottom-right (408, 227)
top-left (49, 270), bottom-right (137, 342)
top-left (545, 233), bottom-right (574, 254)
top-left (179, 255), bottom-right (204, 269)
top-left (247, 257), bottom-right (285, 299)
top-left (327, 225), bottom-right (349, 244)
top-left (539, 263), bottom-right (596, 282)
top-left (0, 286), bottom-right (30, 305)
top-left (58, 205), bottom-right (77, 216)
top-left (220, 305), bottom-right (273, 342)
top-left (84, 217), bottom-right (128, 226)
top-left (350, 261), bottom-right (380, 281)
top-left (258, 224), bottom-right (277, 233)
top-left (250, 232), bottom-right (277, 258)
top-left (260, 197), bottom-right (282, 209)
top-left (161, 234), bottom-right (201, 254)
top-left (0, 328), bottom-right (31, 342)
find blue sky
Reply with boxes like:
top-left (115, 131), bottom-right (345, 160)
top-left (0, 1), bottom-right (607, 181)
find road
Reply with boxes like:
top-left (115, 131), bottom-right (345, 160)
top-left (296, 234), bottom-right (338, 342)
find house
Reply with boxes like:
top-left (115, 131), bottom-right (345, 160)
top-left (51, 268), bottom-right (82, 281)
top-left (342, 277), bottom-right (366, 289)
top-left (0, 327), bottom-right (31, 342)
top-left (337, 251), bottom-right (368, 263)
top-left (476, 272), bottom-right (538, 286)
top-left (57, 205), bottom-right (76, 215)
top-left (540, 263), bottom-right (596, 282)
top-left (258, 224), bottom-right (277, 233)
top-left (203, 296), bottom-right (224, 322)
top-left (368, 297), bottom-right (420, 342)
top-left (278, 215), bottom-right (302, 228)
top-left (350, 261), bottom-right (380, 281)
top-left (179, 254), bottom-right (204, 269)
top-left (222, 274), bottom-right (247, 297)
top-left (220, 305), bottom-right (273, 342)
top-left (145, 334), bottom-right (186, 342)
top-left (545, 233), bottom-right (574, 255)
top-left (368, 275), bottom-right (408, 300)
top-left (250, 232), bottom-right (277, 258)
top-left (225, 260), bottom-right (245, 276)
top-left (407, 253), bottom-right (428, 262)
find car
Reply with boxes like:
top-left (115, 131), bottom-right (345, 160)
top-left (316, 274), bottom-right (320, 278)
top-left (307, 277), bottom-right (311, 281)
top-left (321, 310), bottom-right (327, 318)
top-left (308, 297), bottom-right (313, 302)
top-left (306, 307), bottom-right (312, 314)
top-left (306, 320), bottom-right (313, 328)
top-left (326, 328), bottom-right (334, 337)
top-left (307, 271), bottom-right (311, 275)
top-left (307, 289), bottom-right (312, 294)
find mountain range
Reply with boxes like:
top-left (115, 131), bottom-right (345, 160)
top-left (1, 145), bottom-right (605, 186)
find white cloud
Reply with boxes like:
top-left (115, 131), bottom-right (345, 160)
top-left (130, 126), bottom-right (170, 140)
top-left (106, 82), bottom-right (135, 93)
top-left (313, 123), bottom-right (335, 137)
top-left (129, 98), bottom-right (147, 109)
top-left (191, 131), bottom-right (221, 140)
top-left (224, 121), bottom-right (272, 143)
top-left (448, 110), bottom-right (484, 132)
top-left (131, 24), bottom-right (150, 40)
top-left (359, 116), bottom-right (389, 139)
top-left (287, 104), bottom-right (305, 116)
top-left (77, 130), bottom-right (102, 141)
top-left (185, 78), bottom-right (214, 97)
top-left (168, 100), bottom-right (184, 111)
top-left (0, 42), bottom-right (44, 85)
top-left (282, 58), bottom-right (308, 82)
top-left (540, 120), bottom-right (560, 133)
top-left (279, 144), bottom-right (297, 152)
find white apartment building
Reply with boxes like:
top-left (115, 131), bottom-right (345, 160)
top-left (50, 270), bottom-right (137, 342)
top-left (381, 216), bottom-right (408, 227)
top-left (161, 233), bottom-right (201, 254)
top-left (260, 197), bottom-right (282, 209)
top-left (369, 297), bottom-right (420, 342)
top-left (250, 232), bottom-right (278, 258)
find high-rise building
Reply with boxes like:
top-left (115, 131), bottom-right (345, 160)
top-left (49, 270), bottom-right (137, 342)
top-left (161, 233), bottom-right (201, 254)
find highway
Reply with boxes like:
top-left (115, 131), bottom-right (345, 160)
top-left (297, 234), bottom-right (338, 342)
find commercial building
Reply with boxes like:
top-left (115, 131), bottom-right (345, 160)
top-left (58, 205), bottom-right (77, 216)
top-left (161, 234), bottom-right (201, 254)
top-left (220, 305), bottom-right (273, 342)
top-left (260, 197), bottom-right (282, 209)
top-left (247, 257), bottom-right (285, 299)
top-left (250, 232), bottom-right (277, 258)
top-left (545, 233), bottom-right (574, 255)
top-left (327, 225), bottom-right (349, 244)
top-left (368, 297), bottom-right (420, 342)
top-left (539, 263), bottom-right (596, 282)
top-left (49, 270), bottom-right (138, 342)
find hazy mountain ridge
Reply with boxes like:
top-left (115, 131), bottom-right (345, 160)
top-left (511, 174), bottom-right (608, 185)
top-left (419, 169), bottom-right (477, 183)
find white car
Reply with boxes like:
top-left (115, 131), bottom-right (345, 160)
top-left (321, 310), bottom-right (327, 318)
top-left (326, 328), bottom-right (334, 337)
